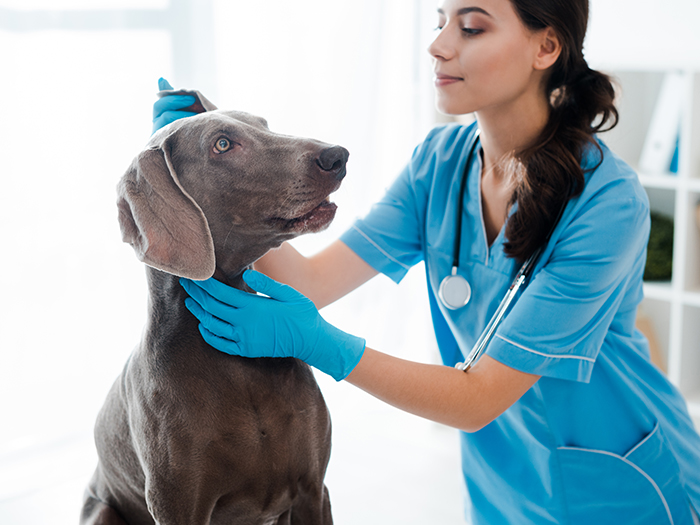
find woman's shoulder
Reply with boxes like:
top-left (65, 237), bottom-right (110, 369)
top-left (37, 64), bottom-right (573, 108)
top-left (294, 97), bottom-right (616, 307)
top-left (580, 138), bottom-right (650, 215)
top-left (403, 122), bottom-right (478, 186)
top-left (545, 139), bottom-right (652, 279)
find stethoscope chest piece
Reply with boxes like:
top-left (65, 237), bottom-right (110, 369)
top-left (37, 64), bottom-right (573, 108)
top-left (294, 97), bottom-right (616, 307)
top-left (438, 267), bottom-right (471, 310)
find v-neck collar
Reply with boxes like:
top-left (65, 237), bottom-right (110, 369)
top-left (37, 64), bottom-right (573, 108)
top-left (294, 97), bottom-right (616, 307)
top-left (473, 145), bottom-right (509, 266)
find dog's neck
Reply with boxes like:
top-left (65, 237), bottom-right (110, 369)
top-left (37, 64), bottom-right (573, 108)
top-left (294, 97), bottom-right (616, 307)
top-left (211, 266), bottom-right (252, 291)
top-left (141, 265), bottom-right (252, 362)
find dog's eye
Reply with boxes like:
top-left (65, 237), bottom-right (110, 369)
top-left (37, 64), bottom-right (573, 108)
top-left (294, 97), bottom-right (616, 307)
top-left (214, 138), bottom-right (231, 153)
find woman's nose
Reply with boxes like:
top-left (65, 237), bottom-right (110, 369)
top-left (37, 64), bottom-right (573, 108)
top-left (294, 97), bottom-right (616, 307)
top-left (427, 28), bottom-right (454, 61)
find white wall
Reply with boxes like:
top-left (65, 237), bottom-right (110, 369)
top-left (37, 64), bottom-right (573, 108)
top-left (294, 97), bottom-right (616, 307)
top-left (586, 0), bottom-right (700, 69)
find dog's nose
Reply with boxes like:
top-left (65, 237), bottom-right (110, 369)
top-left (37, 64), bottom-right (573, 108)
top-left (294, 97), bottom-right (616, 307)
top-left (316, 146), bottom-right (349, 180)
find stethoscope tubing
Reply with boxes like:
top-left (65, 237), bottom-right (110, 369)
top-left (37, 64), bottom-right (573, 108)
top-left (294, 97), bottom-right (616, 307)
top-left (449, 129), bottom-right (569, 372)
top-left (451, 130), bottom-right (480, 271)
top-left (454, 245), bottom-right (542, 371)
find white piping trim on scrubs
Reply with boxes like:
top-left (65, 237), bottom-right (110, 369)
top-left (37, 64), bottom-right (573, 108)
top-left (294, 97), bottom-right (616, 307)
top-left (556, 441), bottom-right (674, 525)
top-left (624, 423), bottom-right (659, 459)
top-left (350, 225), bottom-right (411, 271)
top-left (496, 334), bottom-right (596, 362)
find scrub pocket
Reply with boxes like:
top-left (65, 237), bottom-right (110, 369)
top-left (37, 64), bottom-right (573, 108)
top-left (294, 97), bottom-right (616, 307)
top-left (556, 422), bottom-right (693, 525)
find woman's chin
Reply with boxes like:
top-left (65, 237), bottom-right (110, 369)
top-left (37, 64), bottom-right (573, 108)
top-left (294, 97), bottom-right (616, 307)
top-left (436, 106), bottom-right (473, 118)
top-left (434, 97), bottom-right (475, 118)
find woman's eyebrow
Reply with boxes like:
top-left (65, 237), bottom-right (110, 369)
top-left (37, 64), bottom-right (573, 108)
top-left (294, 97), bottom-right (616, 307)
top-left (437, 7), bottom-right (492, 17)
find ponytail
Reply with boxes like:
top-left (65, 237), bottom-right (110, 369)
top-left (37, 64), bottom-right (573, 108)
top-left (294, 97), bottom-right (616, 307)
top-left (503, 0), bottom-right (619, 262)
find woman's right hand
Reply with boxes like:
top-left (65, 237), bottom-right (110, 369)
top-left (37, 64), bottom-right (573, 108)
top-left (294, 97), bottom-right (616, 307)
top-left (181, 271), bottom-right (366, 381)
top-left (151, 77), bottom-right (199, 134)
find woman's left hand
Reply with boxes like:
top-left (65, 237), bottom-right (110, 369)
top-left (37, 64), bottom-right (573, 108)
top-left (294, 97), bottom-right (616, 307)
top-left (152, 77), bottom-right (199, 134)
top-left (180, 270), bottom-right (366, 381)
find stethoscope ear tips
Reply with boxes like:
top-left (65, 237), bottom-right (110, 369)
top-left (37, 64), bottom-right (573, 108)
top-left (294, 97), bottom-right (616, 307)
top-left (438, 268), bottom-right (472, 310)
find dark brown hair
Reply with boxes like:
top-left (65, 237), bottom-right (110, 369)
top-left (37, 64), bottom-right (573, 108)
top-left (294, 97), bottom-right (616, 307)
top-left (503, 0), bottom-right (618, 262)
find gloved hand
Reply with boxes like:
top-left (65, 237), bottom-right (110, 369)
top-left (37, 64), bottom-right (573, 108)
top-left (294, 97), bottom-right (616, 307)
top-left (152, 77), bottom-right (199, 134)
top-left (180, 270), bottom-right (366, 381)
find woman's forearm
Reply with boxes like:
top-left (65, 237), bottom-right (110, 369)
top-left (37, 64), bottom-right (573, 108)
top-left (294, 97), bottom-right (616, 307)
top-left (253, 242), bottom-right (312, 295)
top-left (345, 348), bottom-right (540, 433)
top-left (254, 240), bottom-right (378, 309)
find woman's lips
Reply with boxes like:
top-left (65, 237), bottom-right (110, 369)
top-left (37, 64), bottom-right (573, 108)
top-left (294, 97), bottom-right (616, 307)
top-left (434, 74), bottom-right (463, 87)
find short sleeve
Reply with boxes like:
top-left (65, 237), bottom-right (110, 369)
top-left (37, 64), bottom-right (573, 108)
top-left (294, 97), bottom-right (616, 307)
top-left (487, 185), bottom-right (651, 383)
top-left (340, 165), bottom-right (422, 283)
top-left (340, 129), bottom-right (444, 283)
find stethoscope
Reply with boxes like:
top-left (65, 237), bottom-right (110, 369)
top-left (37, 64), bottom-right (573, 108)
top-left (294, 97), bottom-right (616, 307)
top-left (437, 129), bottom-right (568, 372)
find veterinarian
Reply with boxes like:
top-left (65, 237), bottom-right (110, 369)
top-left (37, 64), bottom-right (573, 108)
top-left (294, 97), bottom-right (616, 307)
top-left (157, 0), bottom-right (700, 523)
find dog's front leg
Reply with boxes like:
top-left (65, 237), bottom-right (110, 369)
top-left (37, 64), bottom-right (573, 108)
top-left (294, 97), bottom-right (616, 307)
top-left (80, 488), bottom-right (129, 525)
top-left (129, 397), bottom-right (219, 524)
top-left (145, 475), bottom-right (216, 525)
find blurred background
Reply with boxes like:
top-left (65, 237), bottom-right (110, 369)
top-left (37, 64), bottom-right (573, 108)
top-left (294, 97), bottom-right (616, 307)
top-left (0, 1), bottom-right (699, 524)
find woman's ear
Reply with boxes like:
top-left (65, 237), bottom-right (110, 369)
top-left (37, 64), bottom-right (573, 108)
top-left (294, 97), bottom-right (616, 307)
top-left (533, 27), bottom-right (562, 71)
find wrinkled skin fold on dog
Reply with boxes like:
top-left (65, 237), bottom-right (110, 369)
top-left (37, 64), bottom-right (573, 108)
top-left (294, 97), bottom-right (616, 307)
top-left (81, 89), bottom-right (348, 525)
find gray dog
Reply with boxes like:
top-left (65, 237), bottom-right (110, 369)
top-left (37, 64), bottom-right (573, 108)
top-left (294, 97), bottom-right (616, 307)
top-left (80, 90), bottom-right (347, 525)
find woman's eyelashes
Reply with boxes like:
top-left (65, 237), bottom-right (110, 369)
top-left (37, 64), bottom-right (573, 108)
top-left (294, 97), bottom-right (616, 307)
top-left (462, 27), bottom-right (484, 36)
top-left (433, 21), bottom-right (484, 36)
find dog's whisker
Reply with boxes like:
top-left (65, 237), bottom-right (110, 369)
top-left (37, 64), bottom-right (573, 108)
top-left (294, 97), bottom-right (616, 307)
top-left (222, 222), bottom-right (236, 251)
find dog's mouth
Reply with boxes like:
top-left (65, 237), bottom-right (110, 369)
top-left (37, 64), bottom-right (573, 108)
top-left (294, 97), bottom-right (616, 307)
top-left (270, 197), bottom-right (338, 234)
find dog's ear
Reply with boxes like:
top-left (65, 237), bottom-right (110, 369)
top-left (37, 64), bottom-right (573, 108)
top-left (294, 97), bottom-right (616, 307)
top-left (117, 140), bottom-right (216, 280)
top-left (189, 90), bottom-right (218, 112)
top-left (156, 88), bottom-right (218, 114)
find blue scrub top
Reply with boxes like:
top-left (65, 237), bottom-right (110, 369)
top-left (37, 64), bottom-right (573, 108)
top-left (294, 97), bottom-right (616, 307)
top-left (340, 123), bottom-right (700, 525)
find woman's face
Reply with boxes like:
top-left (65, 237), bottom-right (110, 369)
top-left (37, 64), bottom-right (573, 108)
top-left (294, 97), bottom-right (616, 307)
top-left (429, 0), bottom-right (548, 116)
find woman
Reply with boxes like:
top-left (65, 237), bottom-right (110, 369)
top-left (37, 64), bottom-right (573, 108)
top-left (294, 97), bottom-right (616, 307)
top-left (156, 0), bottom-right (700, 523)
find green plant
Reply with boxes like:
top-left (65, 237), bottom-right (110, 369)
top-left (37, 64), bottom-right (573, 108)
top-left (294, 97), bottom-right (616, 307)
top-left (644, 211), bottom-right (674, 281)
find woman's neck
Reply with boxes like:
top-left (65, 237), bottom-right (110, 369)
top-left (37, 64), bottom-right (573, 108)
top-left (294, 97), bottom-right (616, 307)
top-left (475, 87), bottom-right (550, 182)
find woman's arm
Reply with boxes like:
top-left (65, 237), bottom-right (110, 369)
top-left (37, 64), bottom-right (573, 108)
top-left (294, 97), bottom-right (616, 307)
top-left (254, 240), bottom-right (379, 309)
top-left (346, 350), bottom-right (540, 433)
top-left (182, 271), bottom-right (540, 432)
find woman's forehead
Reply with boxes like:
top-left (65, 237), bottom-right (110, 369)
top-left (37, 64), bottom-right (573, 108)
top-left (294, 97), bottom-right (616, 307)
top-left (436, 0), bottom-right (515, 19)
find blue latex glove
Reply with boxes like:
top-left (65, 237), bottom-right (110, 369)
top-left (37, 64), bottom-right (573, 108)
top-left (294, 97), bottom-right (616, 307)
top-left (180, 270), bottom-right (366, 381)
top-left (152, 77), bottom-right (199, 134)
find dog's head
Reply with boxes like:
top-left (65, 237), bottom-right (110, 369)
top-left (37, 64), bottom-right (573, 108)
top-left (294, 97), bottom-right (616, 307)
top-left (117, 94), bottom-right (348, 280)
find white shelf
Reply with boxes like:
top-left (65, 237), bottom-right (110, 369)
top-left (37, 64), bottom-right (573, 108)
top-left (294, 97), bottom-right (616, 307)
top-left (638, 173), bottom-right (680, 190)
top-left (643, 282), bottom-right (674, 302)
top-left (643, 287), bottom-right (700, 308)
top-left (606, 68), bottom-right (700, 404)
top-left (685, 291), bottom-right (700, 308)
top-left (687, 392), bottom-right (700, 418)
